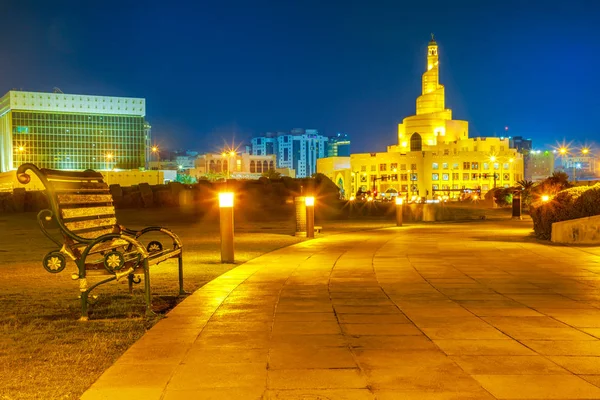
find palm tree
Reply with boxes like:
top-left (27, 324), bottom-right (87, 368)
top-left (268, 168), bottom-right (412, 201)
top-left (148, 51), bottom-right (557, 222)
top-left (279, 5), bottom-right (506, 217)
top-left (262, 169), bottom-right (282, 180)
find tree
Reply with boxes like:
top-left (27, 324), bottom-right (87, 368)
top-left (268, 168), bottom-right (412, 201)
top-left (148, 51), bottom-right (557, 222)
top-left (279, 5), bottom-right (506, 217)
top-left (176, 173), bottom-right (197, 184)
top-left (261, 169), bottom-right (281, 180)
top-left (535, 171), bottom-right (573, 197)
top-left (198, 171), bottom-right (224, 182)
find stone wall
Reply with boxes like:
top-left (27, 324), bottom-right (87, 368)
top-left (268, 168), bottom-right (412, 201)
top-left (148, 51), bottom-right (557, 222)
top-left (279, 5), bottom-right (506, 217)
top-left (551, 215), bottom-right (600, 244)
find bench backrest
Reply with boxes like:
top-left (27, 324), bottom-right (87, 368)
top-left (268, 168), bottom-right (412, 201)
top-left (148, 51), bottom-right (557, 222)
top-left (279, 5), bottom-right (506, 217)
top-left (18, 165), bottom-right (118, 242)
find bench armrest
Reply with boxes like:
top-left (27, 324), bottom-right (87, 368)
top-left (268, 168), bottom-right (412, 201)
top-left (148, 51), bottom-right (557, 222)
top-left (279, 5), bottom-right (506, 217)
top-left (79, 233), bottom-right (149, 278)
top-left (120, 226), bottom-right (183, 249)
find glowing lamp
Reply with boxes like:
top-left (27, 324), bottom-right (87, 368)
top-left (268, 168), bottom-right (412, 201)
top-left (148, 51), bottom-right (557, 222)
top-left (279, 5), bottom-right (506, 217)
top-left (305, 196), bottom-right (315, 207)
top-left (349, 196), bottom-right (355, 201)
top-left (582, 148), bottom-right (590, 155)
top-left (18, 146), bottom-right (24, 152)
top-left (541, 195), bottom-right (550, 202)
top-left (490, 156), bottom-right (496, 162)
top-left (395, 197), bottom-right (403, 205)
top-left (219, 192), bottom-right (234, 208)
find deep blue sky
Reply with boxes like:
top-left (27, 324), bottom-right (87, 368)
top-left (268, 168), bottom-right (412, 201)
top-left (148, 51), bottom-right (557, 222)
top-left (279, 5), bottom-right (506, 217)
top-left (2, 0), bottom-right (599, 153)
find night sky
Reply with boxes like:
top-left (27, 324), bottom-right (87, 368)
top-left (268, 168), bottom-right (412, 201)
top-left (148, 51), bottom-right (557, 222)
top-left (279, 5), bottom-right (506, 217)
top-left (2, 0), bottom-right (599, 153)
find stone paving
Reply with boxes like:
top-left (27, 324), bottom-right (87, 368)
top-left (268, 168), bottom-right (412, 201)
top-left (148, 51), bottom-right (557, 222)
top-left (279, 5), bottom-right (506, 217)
top-left (82, 220), bottom-right (600, 399)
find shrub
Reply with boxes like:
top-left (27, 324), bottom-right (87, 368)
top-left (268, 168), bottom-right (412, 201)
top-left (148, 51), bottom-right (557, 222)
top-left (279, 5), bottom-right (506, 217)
top-left (530, 183), bottom-right (600, 240)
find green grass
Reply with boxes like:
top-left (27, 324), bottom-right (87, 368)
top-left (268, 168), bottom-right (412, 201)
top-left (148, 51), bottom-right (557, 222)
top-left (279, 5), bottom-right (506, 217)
top-left (0, 208), bottom-right (394, 399)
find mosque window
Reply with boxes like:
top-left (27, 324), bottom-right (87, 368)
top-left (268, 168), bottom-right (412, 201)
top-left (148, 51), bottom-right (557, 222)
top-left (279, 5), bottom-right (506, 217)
top-left (361, 165), bottom-right (367, 172)
top-left (410, 133), bottom-right (422, 151)
top-left (483, 163), bottom-right (490, 170)
top-left (371, 165), bottom-right (376, 172)
top-left (432, 173), bottom-right (439, 181)
top-left (391, 174), bottom-right (398, 181)
top-left (442, 174), bottom-right (449, 181)
top-left (400, 164), bottom-right (406, 170)
top-left (401, 185), bottom-right (408, 192)
top-left (390, 163), bottom-right (398, 170)
top-left (410, 173), bottom-right (418, 181)
top-left (442, 163), bottom-right (448, 169)
top-left (463, 162), bottom-right (470, 170)
top-left (471, 162), bottom-right (479, 170)
top-left (444, 149), bottom-right (449, 156)
top-left (453, 163), bottom-right (459, 169)
top-left (411, 164), bottom-right (417, 170)
top-left (401, 174), bottom-right (408, 181)
top-left (463, 173), bottom-right (470, 181)
top-left (452, 173), bottom-right (459, 180)
top-left (379, 164), bottom-right (387, 171)
top-left (432, 163), bottom-right (439, 170)
top-left (472, 173), bottom-right (479, 180)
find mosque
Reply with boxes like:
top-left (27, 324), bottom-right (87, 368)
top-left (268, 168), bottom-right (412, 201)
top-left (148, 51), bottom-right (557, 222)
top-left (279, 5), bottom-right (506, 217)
top-left (317, 36), bottom-right (524, 201)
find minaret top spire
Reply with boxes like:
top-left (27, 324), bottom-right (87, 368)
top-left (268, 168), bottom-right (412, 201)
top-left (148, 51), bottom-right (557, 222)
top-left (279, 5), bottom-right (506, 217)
top-left (429, 33), bottom-right (437, 45)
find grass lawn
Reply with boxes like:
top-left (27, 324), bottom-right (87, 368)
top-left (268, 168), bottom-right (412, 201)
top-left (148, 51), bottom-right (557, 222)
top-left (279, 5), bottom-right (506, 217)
top-left (0, 207), bottom-right (392, 399)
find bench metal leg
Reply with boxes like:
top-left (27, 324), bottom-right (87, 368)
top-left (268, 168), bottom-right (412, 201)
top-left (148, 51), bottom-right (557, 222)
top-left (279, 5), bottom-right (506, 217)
top-left (178, 253), bottom-right (187, 296)
top-left (80, 291), bottom-right (89, 322)
top-left (143, 259), bottom-right (154, 317)
top-left (128, 274), bottom-right (134, 295)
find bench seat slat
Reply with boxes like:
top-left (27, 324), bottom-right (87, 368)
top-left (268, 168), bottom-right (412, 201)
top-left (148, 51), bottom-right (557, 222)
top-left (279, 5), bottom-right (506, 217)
top-left (40, 168), bottom-right (105, 180)
top-left (61, 206), bottom-right (116, 219)
top-left (65, 217), bottom-right (117, 232)
top-left (75, 228), bottom-right (118, 239)
top-left (57, 194), bottom-right (113, 205)
top-left (52, 181), bottom-right (109, 192)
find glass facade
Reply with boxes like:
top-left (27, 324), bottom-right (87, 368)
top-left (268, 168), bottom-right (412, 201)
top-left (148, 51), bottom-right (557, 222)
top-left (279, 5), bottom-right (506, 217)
top-left (0, 91), bottom-right (150, 172)
top-left (10, 111), bottom-right (148, 170)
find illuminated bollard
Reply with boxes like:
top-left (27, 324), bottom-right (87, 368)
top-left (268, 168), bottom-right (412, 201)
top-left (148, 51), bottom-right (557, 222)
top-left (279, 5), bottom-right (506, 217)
top-left (219, 192), bottom-right (234, 263)
top-left (395, 196), bottom-right (403, 227)
top-left (305, 196), bottom-right (315, 239)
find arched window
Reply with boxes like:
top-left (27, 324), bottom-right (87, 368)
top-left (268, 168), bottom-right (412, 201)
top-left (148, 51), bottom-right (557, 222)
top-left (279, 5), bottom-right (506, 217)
top-left (209, 160), bottom-right (215, 172)
top-left (222, 160), bottom-right (228, 172)
top-left (263, 161), bottom-right (269, 172)
top-left (216, 159), bottom-right (222, 172)
top-left (269, 161), bottom-right (274, 170)
top-left (256, 161), bottom-right (262, 173)
top-left (250, 160), bottom-right (256, 173)
top-left (410, 133), bottom-right (422, 152)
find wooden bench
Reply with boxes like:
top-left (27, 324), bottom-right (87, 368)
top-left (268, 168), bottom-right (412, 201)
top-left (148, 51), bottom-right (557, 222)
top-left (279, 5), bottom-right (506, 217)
top-left (17, 164), bottom-right (185, 321)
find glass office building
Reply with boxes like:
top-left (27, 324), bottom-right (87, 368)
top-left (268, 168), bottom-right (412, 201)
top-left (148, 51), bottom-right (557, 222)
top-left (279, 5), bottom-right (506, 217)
top-left (0, 91), bottom-right (150, 172)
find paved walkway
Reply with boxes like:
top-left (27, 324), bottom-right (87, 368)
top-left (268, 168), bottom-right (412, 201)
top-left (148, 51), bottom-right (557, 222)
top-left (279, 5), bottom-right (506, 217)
top-left (83, 220), bottom-right (600, 400)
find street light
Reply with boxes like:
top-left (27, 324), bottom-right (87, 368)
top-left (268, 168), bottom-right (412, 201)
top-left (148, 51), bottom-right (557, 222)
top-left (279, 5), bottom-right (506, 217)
top-left (151, 145), bottom-right (160, 169)
top-left (305, 196), bottom-right (315, 238)
top-left (395, 196), bottom-right (403, 227)
top-left (105, 153), bottom-right (114, 170)
top-left (16, 145), bottom-right (25, 168)
top-left (219, 192), bottom-right (235, 263)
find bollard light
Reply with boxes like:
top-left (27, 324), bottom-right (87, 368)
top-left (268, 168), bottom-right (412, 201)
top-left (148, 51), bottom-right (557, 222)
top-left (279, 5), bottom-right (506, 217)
top-left (395, 196), bottom-right (403, 227)
top-left (219, 192), bottom-right (234, 208)
top-left (305, 196), bottom-right (315, 238)
top-left (219, 192), bottom-right (234, 263)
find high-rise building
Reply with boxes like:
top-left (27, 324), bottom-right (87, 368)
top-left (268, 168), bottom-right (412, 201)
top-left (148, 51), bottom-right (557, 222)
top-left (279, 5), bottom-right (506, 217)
top-left (250, 129), bottom-right (329, 178)
top-left (526, 150), bottom-right (554, 181)
top-left (0, 90), bottom-right (150, 172)
top-left (327, 133), bottom-right (351, 157)
top-left (317, 37), bottom-right (524, 200)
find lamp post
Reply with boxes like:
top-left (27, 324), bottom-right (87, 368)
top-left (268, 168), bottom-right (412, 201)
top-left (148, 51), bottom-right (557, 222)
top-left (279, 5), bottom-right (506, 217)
top-left (105, 153), bottom-right (114, 171)
top-left (305, 196), bottom-right (315, 238)
top-left (395, 196), bottom-right (403, 227)
top-left (219, 192), bottom-right (235, 263)
top-left (151, 145), bottom-right (160, 170)
top-left (17, 145), bottom-right (25, 168)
